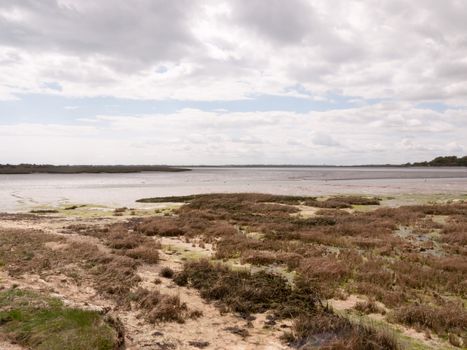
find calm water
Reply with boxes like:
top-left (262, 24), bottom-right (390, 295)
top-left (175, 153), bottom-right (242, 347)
top-left (1, 167), bottom-right (467, 212)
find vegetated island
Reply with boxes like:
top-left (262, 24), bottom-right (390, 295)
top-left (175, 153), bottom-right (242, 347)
top-left (406, 155), bottom-right (467, 167)
top-left (0, 164), bottom-right (190, 174)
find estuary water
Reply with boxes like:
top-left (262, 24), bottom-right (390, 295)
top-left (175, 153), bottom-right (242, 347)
top-left (1, 167), bottom-right (466, 212)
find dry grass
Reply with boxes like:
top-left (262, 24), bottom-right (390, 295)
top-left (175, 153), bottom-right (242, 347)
top-left (124, 243), bottom-right (160, 264)
top-left (283, 313), bottom-right (399, 350)
top-left (0, 226), bottom-right (193, 324)
top-left (65, 222), bottom-right (161, 264)
top-left (441, 215), bottom-right (467, 246)
top-left (174, 259), bottom-right (318, 317)
top-left (241, 250), bottom-right (302, 269)
top-left (174, 259), bottom-right (399, 349)
top-left (129, 194), bottom-right (467, 322)
top-left (297, 256), bottom-right (351, 298)
top-left (136, 217), bottom-right (185, 237)
top-left (132, 288), bottom-right (190, 323)
top-left (303, 195), bottom-right (381, 209)
top-left (133, 193), bottom-right (467, 341)
top-left (5, 193), bottom-right (466, 347)
top-left (355, 300), bottom-right (386, 315)
top-left (391, 303), bottom-right (467, 336)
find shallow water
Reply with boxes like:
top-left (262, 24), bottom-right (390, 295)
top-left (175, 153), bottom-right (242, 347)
top-left (1, 167), bottom-right (466, 211)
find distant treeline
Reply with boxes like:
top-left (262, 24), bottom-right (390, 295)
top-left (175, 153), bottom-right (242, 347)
top-left (407, 156), bottom-right (467, 167)
top-left (0, 164), bottom-right (190, 174)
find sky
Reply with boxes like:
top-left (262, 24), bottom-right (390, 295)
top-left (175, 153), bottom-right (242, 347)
top-left (0, 0), bottom-right (466, 165)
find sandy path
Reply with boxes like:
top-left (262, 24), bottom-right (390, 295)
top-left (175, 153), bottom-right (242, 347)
top-left (0, 340), bottom-right (26, 350)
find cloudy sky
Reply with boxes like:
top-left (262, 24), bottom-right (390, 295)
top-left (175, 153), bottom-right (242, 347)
top-left (0, 0), bottom-right (466, 165)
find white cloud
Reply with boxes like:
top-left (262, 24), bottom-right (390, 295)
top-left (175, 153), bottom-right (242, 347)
top-left (0, 123), bottom-right (97, 137)
top-left (1, 104), bottom-right (465, 165)
top-left (0, 0), bottom-right (465, 103)
top-left (0, 1), bottom-right (466, 164)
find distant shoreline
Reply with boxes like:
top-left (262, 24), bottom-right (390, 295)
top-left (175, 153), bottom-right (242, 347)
top-left (186, 164), bottom-right (467, 168)
top-left (1, 156), bottom-right (465, 174)
top-left (186, 156), bottom-right (467, 167)
top-left (0, 164), bottom-right (190, 174)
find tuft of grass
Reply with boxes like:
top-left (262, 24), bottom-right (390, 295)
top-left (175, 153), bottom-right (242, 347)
top-left (160, 267), bottom-right (175, 278)
top-left (0, 288), bottom-right (122, 350)
top-left (283, 313), bottom-right (400, 350)
top-left (391, 303), bottom-right (467, 336)
top-left (355, 300), bottom-right (386, 315)
top-left (124, 244), bottom-right (160, 264)
top-left (30, 209), bottom-right (59, 214)
top-left (174, 259), bottom-right (318, 317)
top-left (136, 217), bottom-right (186, 237)
top-left (297, 256), bottom-right (351, 298)
top-left (131, 288), bottom-right (189, 323)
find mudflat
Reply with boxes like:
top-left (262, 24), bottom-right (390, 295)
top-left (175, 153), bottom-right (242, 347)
top-left (1, 167), bottom-right (467, 212)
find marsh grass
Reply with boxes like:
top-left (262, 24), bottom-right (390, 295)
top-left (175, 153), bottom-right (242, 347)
top-left (0, 288), bottom-right (122, 350)
top-left (131, 288), bottom-right (189, 323)
top-left (4, 192), bottom-right (466, 348)
top-left (174, 259), bottom-right (318, 317)
top-left (133, 193), bottom-right (467, 340)
top-left (391, 303), bottom-right (467, 337)
top-left (355, 300), bottom-right (386, 315)
top-left (29, 209), bottom-right (59, 214)
top-left (0, 227), bottom-right (193, 323)
top-left (283, 313), bottom-right (400, 350)
top-left (176, 260), bottom-right (399, 349)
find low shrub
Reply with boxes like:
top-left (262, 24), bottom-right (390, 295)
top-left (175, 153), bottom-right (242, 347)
top-left (125, 243), bottom-right (160, 264)
top-left (298, 257), bottom-right (351, 298)
top-left (355, 299), bottom-right (386, 315)
top-left (391, 303), bottom-right (467, 335)
top-left (136, 217), bottom-right (185, 237)
top-left (284, 313), bottom-right (399, 350)
top-left (132, 288), bottom-right (188, 323)
top-left (160, 267), bottom-right (175, 278)
top-left (174, 260), bottom-right (318, 317)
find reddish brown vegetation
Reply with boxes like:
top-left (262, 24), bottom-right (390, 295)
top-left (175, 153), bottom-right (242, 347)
top-left (134, 194), bottom-right (467, 338)
top-left (355, 299), bottom-right (386, 315)
top-left (0, 226), bottom-right (194, 323)
top-left (283, 313), bottom-right (399, 350)
top-left (132, 288), bottom-right (191, 323)
top-left (17, 194), bottom-right (467, 342)
top-left (392, 303), bottom-right (467, 336)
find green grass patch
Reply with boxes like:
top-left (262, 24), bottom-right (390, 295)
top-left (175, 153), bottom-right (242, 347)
top-left (0, 288), bottom-right (122, 350)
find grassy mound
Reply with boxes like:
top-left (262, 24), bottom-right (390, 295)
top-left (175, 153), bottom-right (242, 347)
top-left (0, 288), bottom-right (123, 350)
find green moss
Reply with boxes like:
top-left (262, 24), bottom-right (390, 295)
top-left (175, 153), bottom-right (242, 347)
top-left (162, 244), bottom-right (211, 261)
top-left (0, 289), bottom-right (120, 350)
top-left (381, 193), bottom-right (467, 207)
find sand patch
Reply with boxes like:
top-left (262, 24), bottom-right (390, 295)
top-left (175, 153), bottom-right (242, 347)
top-left (328, 294), bottom-right (365, 311)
